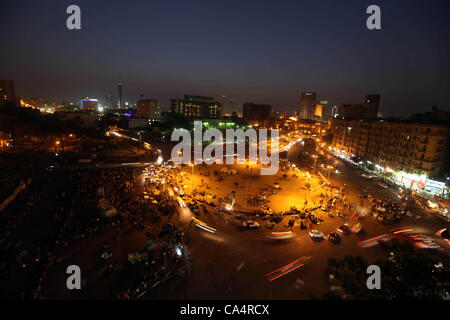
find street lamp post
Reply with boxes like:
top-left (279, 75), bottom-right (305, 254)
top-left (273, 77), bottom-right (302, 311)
top-left (327, 165), bottom-right (333, 179)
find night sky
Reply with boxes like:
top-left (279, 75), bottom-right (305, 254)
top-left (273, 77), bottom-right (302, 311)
top-left (1, 0), bottom-right (449, 117)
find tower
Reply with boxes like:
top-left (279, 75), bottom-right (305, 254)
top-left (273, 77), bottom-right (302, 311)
top-left (117, 82), bottom-right (122, 108)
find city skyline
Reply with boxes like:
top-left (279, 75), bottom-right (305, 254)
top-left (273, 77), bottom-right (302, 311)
top-left (0, 1), bottom-right (449, 306)
top-left (1, 0), bottom-right (449, 117)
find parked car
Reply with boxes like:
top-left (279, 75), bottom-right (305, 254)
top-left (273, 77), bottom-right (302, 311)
top-left (378, 183), bottom-right (388, 189)
top-left (309, 229), bottom-right (324, 239)
top-left (243, 220), bottom-right (260, 229)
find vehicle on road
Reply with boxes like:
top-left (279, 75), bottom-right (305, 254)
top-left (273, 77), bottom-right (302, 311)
top-left (435, 228), bottom-right (450, 245)
top-left (378, 183), bottom-right (388, 189)
top-left (414, 240), bottom-right (440, 249)
top-left (410, 235), bottom-right (440, 249)
top-left (361, 173), bottom-right (371, 180)
top-left (351, 223), bottom-right (363, 234)
top-left (337, 224), bottom-right (351, 234)
top-left (328, 232), bottom-right (341, 243)
top-left (243, 220), bottom-right (260, 229)
top-left (266, 231), bottom-right (295, 240)
top-left (309, 229), bottom-right (324, 239)
top-left (436, 228), bottom-right (449, 239)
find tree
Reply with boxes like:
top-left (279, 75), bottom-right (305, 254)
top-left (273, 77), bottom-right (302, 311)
top-left (324, 239), bottom-right (450, 299)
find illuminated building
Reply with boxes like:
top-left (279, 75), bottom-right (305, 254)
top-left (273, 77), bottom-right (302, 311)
top-left (314, 104), bottom-right (323, 119)
top-left (137, 99), bottom-right (161, 120)
top-left (80, 98), bottom-right (99, 111)
top-left (170, 95), bottom-right (221, 119)
top-left (331, 119), bottom-right (450, 179)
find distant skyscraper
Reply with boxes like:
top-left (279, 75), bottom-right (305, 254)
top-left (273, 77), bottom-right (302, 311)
top-left (299, 92), bottom-right (317, 120)
top-left (117, 82), bottom-right (122, 108)
top-left (0, 79), bottom-right (16, 109)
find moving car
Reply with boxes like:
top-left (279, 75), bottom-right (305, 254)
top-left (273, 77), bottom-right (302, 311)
top-left (309, 229), bottom-right (324, 239)
top-left (351, 223), bottom-right (362, 234)
top-left (337, 224), bottom-right (351, 234)
top-left (435, 228), bottom-right (450, 245)
top-left (436, 228), bottom-right (449, 240)
top-left (328, 232), bottom-right (341, 243)
top-left (361, 173), bottom-right (371, 180)
top-left (410, 234), bottom-right (441, 249)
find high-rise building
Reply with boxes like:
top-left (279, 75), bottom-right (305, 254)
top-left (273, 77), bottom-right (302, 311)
top-left (137, 99), bottom-right (161, 120)
top-left (299, 92), bottom-right (317, 120)
top-left (81, 98), bottom-right (99, 111)
top-left (339, 103), bottom-right (372, 120)
top-left (170, 95), bottom-right (221, 119)
top-left (117, 82), bottom-right (122, 108)
top-left (0, 79), bottom-right (16, 109)
top-left (314, 100), bottom-right (329, 120)
top-left (338, 94), bottom-right (380, 120)
top-left (331, 118), bottom-right (450, 179)
top-left (242, 103), bottom-right (272, 124)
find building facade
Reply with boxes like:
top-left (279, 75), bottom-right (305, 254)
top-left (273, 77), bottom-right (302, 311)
top-left (298, 92), bottom-right (317, 120)
top-left (137, 99), bottom-right (161, 120)
top-left (331, 119), bottom-right (449, 179)
top-left (80, 98), bottom-right (99, 111)
top-left (170, 95), bottom-right (221, 119)
top-left (338, 94), bottom-right (380, 121)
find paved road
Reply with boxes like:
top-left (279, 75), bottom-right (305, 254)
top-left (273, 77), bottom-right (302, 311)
top-left (143, 149), bottom-right (449, 299)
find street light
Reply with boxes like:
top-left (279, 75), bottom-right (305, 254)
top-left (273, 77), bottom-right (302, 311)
top-left (327, 165), bottom-right (333, 179)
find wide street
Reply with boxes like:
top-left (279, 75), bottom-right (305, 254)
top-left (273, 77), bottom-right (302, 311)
top-left (140, 147), bottom-right (449, 299)
top-left (5, 132), bottom-right (447, 300)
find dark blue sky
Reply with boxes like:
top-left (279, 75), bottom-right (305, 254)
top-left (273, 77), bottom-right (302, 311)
top-left (1, 0), bottom-right (449, 116)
